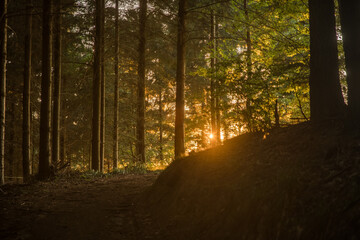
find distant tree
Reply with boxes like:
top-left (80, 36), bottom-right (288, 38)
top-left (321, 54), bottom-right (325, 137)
top-left (52, 0), bottom-right (62, 167)
top-left (308, 0), bottom-right (345, 121)
top-left (100, 0), bottom-right (105, 172)
top-left (92, 0), bottom-right (103, 171)
top-left (338, 0), bottom-right (360, 132)
top-left (0, 0), bottom-right (7, 184)
top-left (175, 0), bottom-right (187, 158)
top-left (39, 0), bottom-right (53, 180)
top-left (113, 0), bottom-right (119, 170)
top-left (210, 10), bottom-right (217, 146)
top-left (23, 0), bottom-right (33, 183)
top-left (136, 0), bottom-right (147, 162)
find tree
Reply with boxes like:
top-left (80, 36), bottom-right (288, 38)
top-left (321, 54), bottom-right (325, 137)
top-left (136, 0), bottom-right (147, 162)
top-left (338, 0), bottom-right (360, 132)
top-left (175, 0), bottom-right (187, 158)
top-left (52, 0), bottom-right (62, 166)
top-left (0, 0), bottom-right (7, 184)
top-left (92, 0), bottom-right (103, 171)
top-left (39, 0), bottom-right (53, 180)
top-left (210, 10), bottom-right (217, 146)
top-left (113, 0), bottom-right (119, 170)
top-left (23, 0), bottom-right (33, 183)
top-left (100, 0), bottom-right (105, 172)
top-left (308, 0), bottom-right (345, 121)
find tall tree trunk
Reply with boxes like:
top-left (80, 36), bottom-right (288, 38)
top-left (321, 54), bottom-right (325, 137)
top-left (113, 0), bottom-right (119, 170)
top-left (23, 0), bottom-right (32, 183)
top-left (60, 76), bottom-right (66, 164)
top-left (215, 18), bottom-right (221, 144)
top-left (52, 0), bottom-right (61, 167)
top-left (39, 0), bottom-right (53, 180)
top-left (338, 0), bottom-right (360, 132)
top-left (92, 0), bottom-right (103, 171)
top-left (159, 87), bottom-right (163, 162)
top-left (100, 0), bottom-right (105, 172)
top-left (309, 0), bottom-right (345, 121)
top-left (210, 10), bottom-right (216, 146)
top-left (136, 0), bottom-right (147, 162)
top-left (0, 0), bottom-right (7, 185)
top-left (175, 0), bottom-right (186, 158)
top-left (274, 99), bottom-right (280, 127)
top-left (244, 0), bottom-right (253, 132)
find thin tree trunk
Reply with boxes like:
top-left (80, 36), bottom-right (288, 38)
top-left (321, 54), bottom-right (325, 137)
top-left (22, 0), bottom-right (32, 183)
top-left (136, 0), bottom-right (147, 162)
top-left (210, 10), bottom-right (216, 146)
top-left (244, 0), bottom-right (253, 132)
top-left (338, 0), bottom-right (360, 131)
top-left (39, 0), bottom-right (53, 180)
top-left (92, 0), bottom-right (103, 171)
top-left (215, 18), bottom-right (221, 144)
top-left (60, 76), bottom-right (66, 164)
top-left (113, 0), bottom-right (119, 170)
top-left (52, 0), bottom-right (61, 168)
top-left (309, 0), bottom-right (345, 121)
top-left (175, 0), bottom-right (186, 158)
top-left (159, 87), bottom-right (163, 162)
top-left (100, 0), bottom-right (105, 172)
top-left (275, 99), bottom-right (280, 127)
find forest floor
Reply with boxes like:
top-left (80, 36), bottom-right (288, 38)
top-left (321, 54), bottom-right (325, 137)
top-left (0, 172), bottom-right (162, 240)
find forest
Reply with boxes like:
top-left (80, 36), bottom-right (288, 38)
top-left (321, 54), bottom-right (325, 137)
top-left (1, 0), bottom-right (360, 239)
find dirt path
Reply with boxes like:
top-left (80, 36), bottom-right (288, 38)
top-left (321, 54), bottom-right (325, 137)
top-left (0, 173), bottom-right (160, 240)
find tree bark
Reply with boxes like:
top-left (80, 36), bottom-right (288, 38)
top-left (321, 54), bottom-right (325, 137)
top-left (175, 0), bottom-right (186, 158)
top-left (23, 0), bottom-right (32, 183)
top-left (338, 0), bottom-right (360, 131)
top-left (39, 0), bottom-right (53, 180)
top-left (52, 0), bottom-right (62, 167)
top-left (92, 0), bottom-right (103, 171)
top-left (113, 0), bottom-right (119, 170)
top-left (215, 17), bottom-right (221, 144)
top-left (136, 0), bottom-right (147, 162)
top-left (159, 87), bottom-right (163, 162)
top-left (244, 0), bottom-right (253, 132)
top-left (309, 0), bottom-right (345, 121)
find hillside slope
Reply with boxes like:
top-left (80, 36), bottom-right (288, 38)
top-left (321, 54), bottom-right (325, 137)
top-left (144, 121), bottom-right (360, 240)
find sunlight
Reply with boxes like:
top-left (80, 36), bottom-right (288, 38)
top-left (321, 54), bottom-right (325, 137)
top-left (209, 133), bottom-right (214, 139)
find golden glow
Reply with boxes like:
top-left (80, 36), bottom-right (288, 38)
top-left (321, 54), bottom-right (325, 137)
top-left (209, 133), bottom-right (214, 139)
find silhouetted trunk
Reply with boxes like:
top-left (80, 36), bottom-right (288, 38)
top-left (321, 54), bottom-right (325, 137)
top-left (136, 0), bottom-right (147, 162)
top-left (60, 76), bottom-right (66, 164)
top-left (210, 10), bottom-right (216, 146)
top-left (159, 88), bottom-right (163, 162)
top-left (22, 0), bottom-right (32, 183)
top-left (92, 0), bottom-right (103, 171)
top-left (244, 0), bottom-right (253, 132)
top-left (52, 0), bottom-right (61, 167)
top-left (215, 19), bottom-right (221, 144)
top-left (175, 0), bottom-right (186, 158)
top-left (113, 0), bottom-right (119, 170)
top-left (39, 0), bottom-right (53, 180)
top-left (309, 0), bottom-right (345, 121)
top-left (100, 0), bottom-right (105, 172)
top-left (338, 0), bottom-right (360, 132)
top-left (0, 0), bottom-right (7, 185)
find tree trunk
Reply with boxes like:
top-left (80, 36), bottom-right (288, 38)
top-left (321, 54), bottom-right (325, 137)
top-left (309, 0), bottom-right (345, 121)
top-left (92, 0), bottom-right (103, 171)
top-left (215, 18), bottom-right (221, 144)
top-left (244, 0), bottom-right (253, 132)
top-left (175, 0), bottom-right (186, 158)
top-left (275, 99), bottom-right (280, 127)
top-left (210, 10), bottom-right (216, 146)
top-left (99, 0), bottom-right (105, 172)
top-left (338, 0), bottom-right (360, 132)
top-left (159, 87), bottom-right (163, 162)
top-left (23, 0), bottom-right (32, 183)
top-left (52, 0), bottom-right (61, 168)
top-left (39, 0), bottom-right (53, 180)
top-left (136, 0), bottom-right (147, 162)
top-left (60, 76), bottom-right (66, 164)
top-left (113, 0), bottom-right (119, 170)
